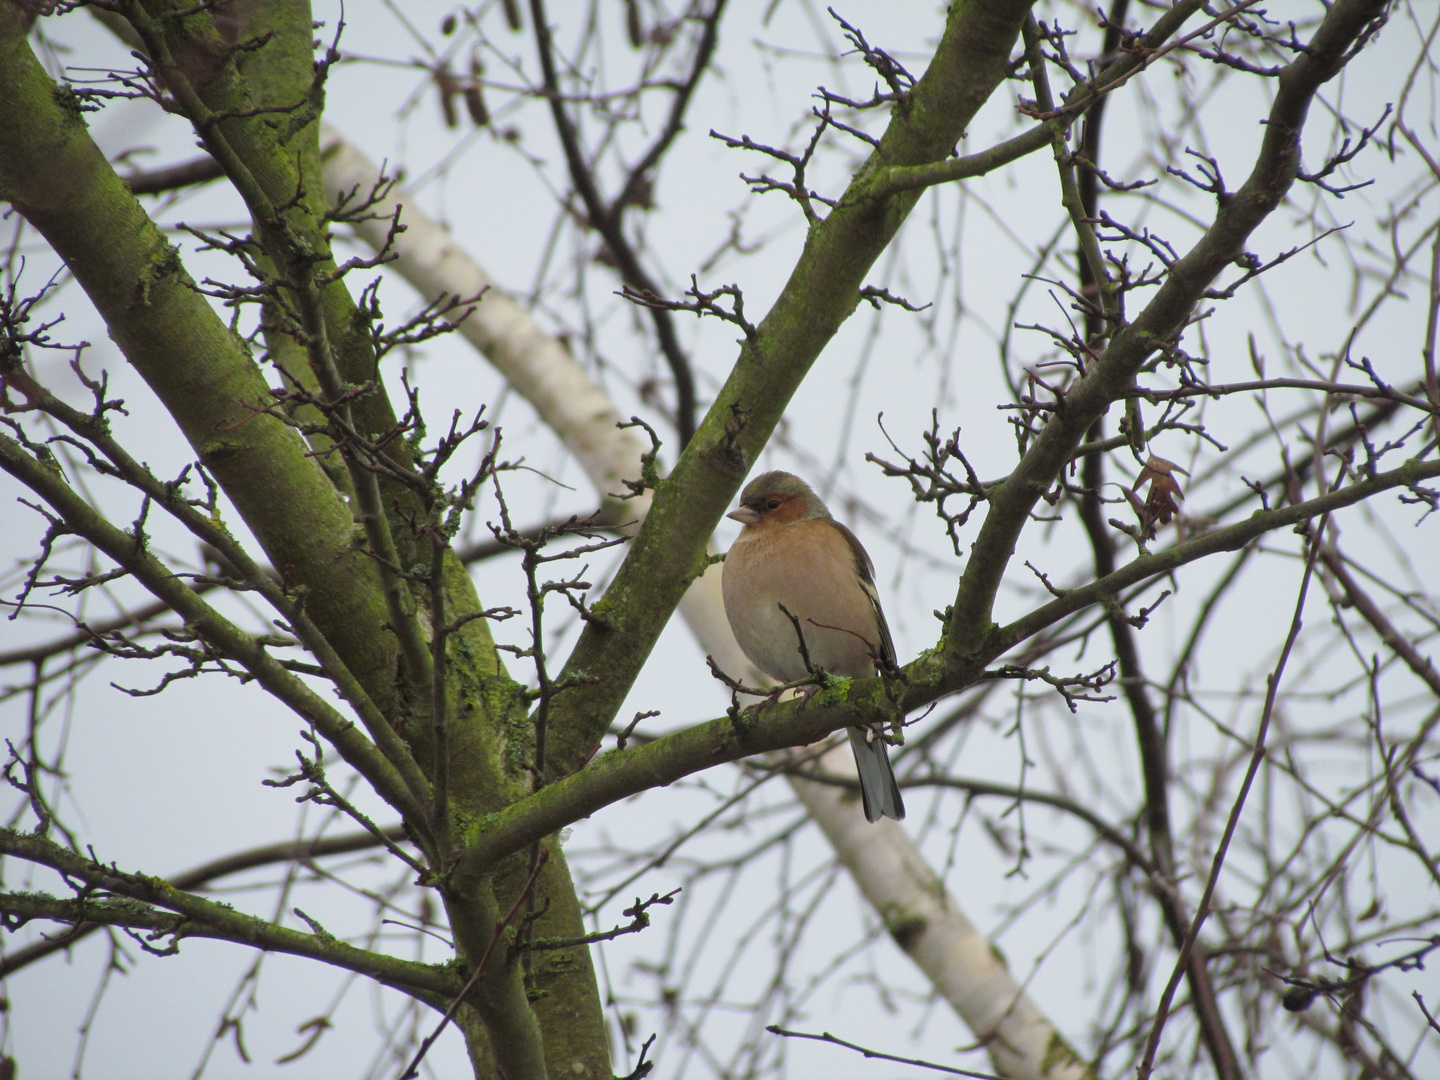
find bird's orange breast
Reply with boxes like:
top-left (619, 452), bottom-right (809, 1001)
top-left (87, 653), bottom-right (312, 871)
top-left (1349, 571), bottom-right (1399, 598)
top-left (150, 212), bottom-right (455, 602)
top-left (722, 519), bottom-right (882, 683)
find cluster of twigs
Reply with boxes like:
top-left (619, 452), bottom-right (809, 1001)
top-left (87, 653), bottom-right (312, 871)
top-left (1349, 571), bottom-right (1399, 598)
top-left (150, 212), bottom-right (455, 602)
top-left (3, 3), bottom-right (1439, 1080)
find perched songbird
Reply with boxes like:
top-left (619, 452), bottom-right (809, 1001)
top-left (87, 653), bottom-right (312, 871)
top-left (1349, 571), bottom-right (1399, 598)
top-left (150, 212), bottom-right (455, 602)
top-left (722, 471), bottom-right (905, 822)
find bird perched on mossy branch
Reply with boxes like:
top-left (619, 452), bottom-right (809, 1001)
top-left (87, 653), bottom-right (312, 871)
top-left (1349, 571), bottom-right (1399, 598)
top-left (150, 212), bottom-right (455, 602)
top-left (721, 470), bottom-right (905, 822)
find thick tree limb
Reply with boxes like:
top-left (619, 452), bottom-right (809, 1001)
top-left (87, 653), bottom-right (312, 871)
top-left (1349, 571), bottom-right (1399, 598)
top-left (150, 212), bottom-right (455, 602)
top-left (539, 0), bottom-right (1041, 777)
top-left (122, 151), bottom-right (224, 194)
top-left (949, 0), bottom-right (1393, 656)
top-left (0, 825), bottom-right (406, 977)
top-left (0, 5), bottom-right (403, 722)
top-left (462, 454), bottom-right (1440, 866)
top-left (0, 431), bottom-right (428, 830)
top-left (0, 827), bottom-right (455, 1007)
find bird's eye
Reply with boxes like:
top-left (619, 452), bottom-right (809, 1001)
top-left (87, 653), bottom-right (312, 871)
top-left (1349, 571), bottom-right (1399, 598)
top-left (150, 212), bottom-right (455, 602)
top-left (766, 499), bottom-right (780, 510)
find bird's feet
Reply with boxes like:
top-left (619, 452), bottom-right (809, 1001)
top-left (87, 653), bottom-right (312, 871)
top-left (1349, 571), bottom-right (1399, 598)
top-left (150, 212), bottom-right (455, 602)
top-left (793, 681), bottom-right (823, 705)
top-left (741, 687), bottom-right (785, 715)
top-left (741, 677), bottom-right (826, 715)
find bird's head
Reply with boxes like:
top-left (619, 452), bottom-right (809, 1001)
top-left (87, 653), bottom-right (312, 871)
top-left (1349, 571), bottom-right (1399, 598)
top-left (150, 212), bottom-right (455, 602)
top-left (727, 471), bottom-right (828, 531)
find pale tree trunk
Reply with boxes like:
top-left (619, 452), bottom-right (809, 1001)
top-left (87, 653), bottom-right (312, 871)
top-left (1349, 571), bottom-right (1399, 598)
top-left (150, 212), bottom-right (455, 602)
top-left (320, 128), bottom-right (1093, 1080)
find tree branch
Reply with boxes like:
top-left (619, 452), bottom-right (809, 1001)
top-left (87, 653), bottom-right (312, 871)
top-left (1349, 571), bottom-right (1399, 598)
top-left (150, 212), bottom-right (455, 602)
top-left (459, 452), bottom-right (1440, 870)
top-left (949, 0), bottom-right (1392, 655)
top-left (0, 824), bottom-right (405, 977)
top-left (527, 0), bottom-right (700, 446)
top-left (539, 0), bottom-right (1039, 780)
top-left (0, 431), bottom-right (429, 832)
top-left (0, 827), bottom-right (453, 1006)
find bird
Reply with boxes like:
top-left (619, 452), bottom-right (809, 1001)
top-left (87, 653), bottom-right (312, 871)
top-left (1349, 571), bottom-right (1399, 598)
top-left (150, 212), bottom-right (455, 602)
top-left (721, 470), bottom-right (905, 822)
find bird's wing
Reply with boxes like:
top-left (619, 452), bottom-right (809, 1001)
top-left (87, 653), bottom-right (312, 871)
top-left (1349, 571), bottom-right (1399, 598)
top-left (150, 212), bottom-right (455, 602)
top-left (830, 521), bottom-right (897, 671)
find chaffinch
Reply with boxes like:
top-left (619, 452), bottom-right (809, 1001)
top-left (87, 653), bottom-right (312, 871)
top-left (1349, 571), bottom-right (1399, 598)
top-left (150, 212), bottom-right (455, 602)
top-left (722, 471), bottom-right (905, 822)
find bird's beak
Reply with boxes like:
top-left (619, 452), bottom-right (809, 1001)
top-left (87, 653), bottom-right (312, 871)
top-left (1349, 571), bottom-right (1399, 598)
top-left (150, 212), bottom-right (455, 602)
top-left (727, 506), bottom-right (760, 525)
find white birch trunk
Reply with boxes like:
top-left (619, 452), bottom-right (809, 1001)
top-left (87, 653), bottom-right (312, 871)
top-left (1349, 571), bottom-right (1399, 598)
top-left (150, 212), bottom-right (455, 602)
top-left (320, 125), bottom-right (1093, 1080)
top-left (792, 745), bottom-right (1092, 1080)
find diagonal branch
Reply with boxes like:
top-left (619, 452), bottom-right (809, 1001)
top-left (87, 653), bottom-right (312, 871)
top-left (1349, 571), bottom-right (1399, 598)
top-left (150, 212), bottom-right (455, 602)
top-left (460, 453), bottom-right (1440, 869)
top-left (948, 0), bottom-right (1393, 656)
top-left (527, 0), bottom-right (702, 446)
top-left (1318, 541), bottom-right (1440, 701)
top-left (0, 432), bottom-right (429, 833)
top-left (0, 825), bottom-right (405, 977)
top-left (538, 0), bottom-right (1040, 778)
top-left (0, 827), bottom-right (454, 1005)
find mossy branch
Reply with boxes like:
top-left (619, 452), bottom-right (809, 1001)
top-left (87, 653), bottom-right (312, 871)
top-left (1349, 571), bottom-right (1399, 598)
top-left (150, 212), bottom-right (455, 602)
top-left (948, 0), bottom-right (1392, 654)
top-left (0, 828), bottom-right (456, 1006)
top-left (539, 0), bottom-right (1039, 778)
top-left (0, 430), bottom-right (428, 832)
top-left (459, 453), bottom-right (1440, 870)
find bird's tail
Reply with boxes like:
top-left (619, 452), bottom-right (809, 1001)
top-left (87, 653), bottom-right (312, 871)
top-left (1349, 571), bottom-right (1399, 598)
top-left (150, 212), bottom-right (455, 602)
top-left (845, 726), bottom-right (905, 822)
